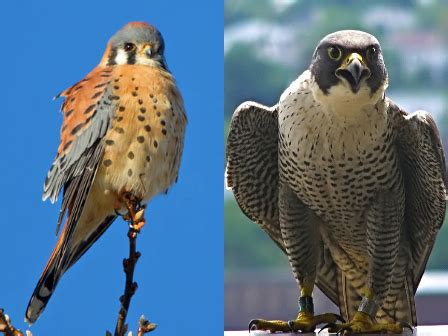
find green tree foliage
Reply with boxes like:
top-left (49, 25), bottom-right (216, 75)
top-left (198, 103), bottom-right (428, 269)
top-left (224, 198), bottom-right (288, 271)
top-left (225, 43), bottom-right (290, 119)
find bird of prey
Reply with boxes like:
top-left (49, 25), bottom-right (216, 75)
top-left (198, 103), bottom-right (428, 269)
top-left (226, 30), bottom-right (446, 334)
top-left (25, 22), bottom-right (186, 324)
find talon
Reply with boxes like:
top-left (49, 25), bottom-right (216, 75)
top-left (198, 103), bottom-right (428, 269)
top-left (287, 320), bottom-right (295, 331)
top-left (248, 319), bottom-right (259, 332)
top-left (319, 323), bottom-right (335, 334)
top-left (132, 219), bottom-right (146, 232)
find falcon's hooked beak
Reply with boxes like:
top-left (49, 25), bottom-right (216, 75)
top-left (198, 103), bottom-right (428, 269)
top-left (335, 53), bottom-right (371, 93)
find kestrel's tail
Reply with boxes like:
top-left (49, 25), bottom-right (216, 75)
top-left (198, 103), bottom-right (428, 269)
top-left (25, 214), bottom-right (117, 325)
top-left (25, 222), bottom-right (69, 325)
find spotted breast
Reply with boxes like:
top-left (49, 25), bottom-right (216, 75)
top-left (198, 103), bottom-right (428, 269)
top-left (97, 64), bottom-right (186, 203)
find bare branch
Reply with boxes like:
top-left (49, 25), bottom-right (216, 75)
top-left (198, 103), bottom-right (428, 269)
top-left (112, 194), bottom-right (156, 336)
top-left (114, 228), bottom-right (141, 336)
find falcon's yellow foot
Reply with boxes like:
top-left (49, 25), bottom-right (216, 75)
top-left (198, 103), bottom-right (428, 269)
top-left (327, 311), bottom-right (412, 335)
top-left (249, 319), bottom-right (291, 333)
top-left (249, 312), bottom-right (344, 333)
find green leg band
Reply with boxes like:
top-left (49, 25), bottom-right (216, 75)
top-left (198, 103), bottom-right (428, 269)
top-left (298, 296), bottom-right (314, 314)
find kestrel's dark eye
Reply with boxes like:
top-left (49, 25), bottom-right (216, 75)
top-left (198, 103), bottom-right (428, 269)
top-left (124, 43), bottom-right (136, 52)
top-left (367, 46), bottom-right (377, 61)
top-left (327, 46), bottom-right (342, 61)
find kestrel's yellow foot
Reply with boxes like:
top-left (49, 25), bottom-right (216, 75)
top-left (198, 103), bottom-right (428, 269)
top-left (249, 312), bottom-right (344, 333)
top-left (326, 312), bottom-right (413, 335)
top-left (117, 191), bottom-right (147, 233)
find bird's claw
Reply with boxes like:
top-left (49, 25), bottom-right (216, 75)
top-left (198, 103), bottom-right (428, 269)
top-left (336, 326), bottom-right (353, 335)
top-left (327, 311), bottom-right (411, 335)
top-left (248, 319), bottom-right (292, 333)
top-left (248, 319), bottom-right (259, 332)
top-left (248, 313), bottom-right (344, 334)
top-left (117, 191), bottom-right (147, 233)
top-left (319, 323), bottom-right (336, 334)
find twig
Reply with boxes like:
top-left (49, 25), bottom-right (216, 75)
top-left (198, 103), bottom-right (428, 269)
top-left (0, 309), bottom-right (24, 336)
top-left (137, 315), bottom-right (156, 336)
top-left (114, 228), bottom-right (141, 336)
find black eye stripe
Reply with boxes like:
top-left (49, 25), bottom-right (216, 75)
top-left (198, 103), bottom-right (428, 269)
top-left (127, 48), bottom-right (136, 65)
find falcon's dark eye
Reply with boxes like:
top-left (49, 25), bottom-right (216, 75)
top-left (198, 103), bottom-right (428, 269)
top-left (367, 46), bottom-right (377, 61)
top-left (124, 43), bottom-right (136, 52)
top-left (327, 46), bottom-right (342, 61)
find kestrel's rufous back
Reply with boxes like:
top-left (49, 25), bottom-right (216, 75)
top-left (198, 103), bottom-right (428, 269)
top-left (25, 22), bottom-right (187, 324)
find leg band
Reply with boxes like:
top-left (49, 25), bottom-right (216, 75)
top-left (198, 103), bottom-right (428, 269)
top-left (298, 296), bottom-right (314, 314)
top-left (357, 296), bottom-right (379, 317)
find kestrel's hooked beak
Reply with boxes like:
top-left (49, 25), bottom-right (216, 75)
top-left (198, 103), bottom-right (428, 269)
top-left (335, 52), bottom-right (371, 93)
top-left (139, 43), bottom-right (153, 58)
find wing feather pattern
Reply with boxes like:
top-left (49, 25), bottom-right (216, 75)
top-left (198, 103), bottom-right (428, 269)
top-left (26, 67), bottom-right (119, 324)
top-left (43, 67), bottom-right (116, 205)
top-left (226, 102), bottom-right (282, 248)
top-left (225, 101), bottom-right (341, 309)
top-left (391, 101), bottom-right (447, 292)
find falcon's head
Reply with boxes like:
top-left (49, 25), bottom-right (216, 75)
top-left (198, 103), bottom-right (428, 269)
top-left (102, 22), bottom-right (167, 69)
top-left (309, 30), bottom-right (387, 104)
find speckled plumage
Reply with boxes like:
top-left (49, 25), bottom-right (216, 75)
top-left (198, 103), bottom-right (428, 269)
top-left (226, 30), bottom-right (446, 329)
top-left (26, 22), bottom-right (186, 324)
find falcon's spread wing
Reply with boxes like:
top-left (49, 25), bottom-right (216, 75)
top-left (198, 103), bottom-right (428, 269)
top-left (225, 101), bottom-right (342, 307)
top-left (391, 100), bottom-right (447, 291)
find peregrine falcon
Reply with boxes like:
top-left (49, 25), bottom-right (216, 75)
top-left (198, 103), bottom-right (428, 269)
top-left (226, 30), bottom-right (447, 334)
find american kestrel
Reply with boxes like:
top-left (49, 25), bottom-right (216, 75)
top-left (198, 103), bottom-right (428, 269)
top-left (226, 30), bottom-right (446, 333)
top-left (25, 22), bottom-right (186, 324)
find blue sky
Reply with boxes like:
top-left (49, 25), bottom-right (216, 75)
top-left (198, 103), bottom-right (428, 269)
top-left (0, 1), bottom-right (223, 335)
